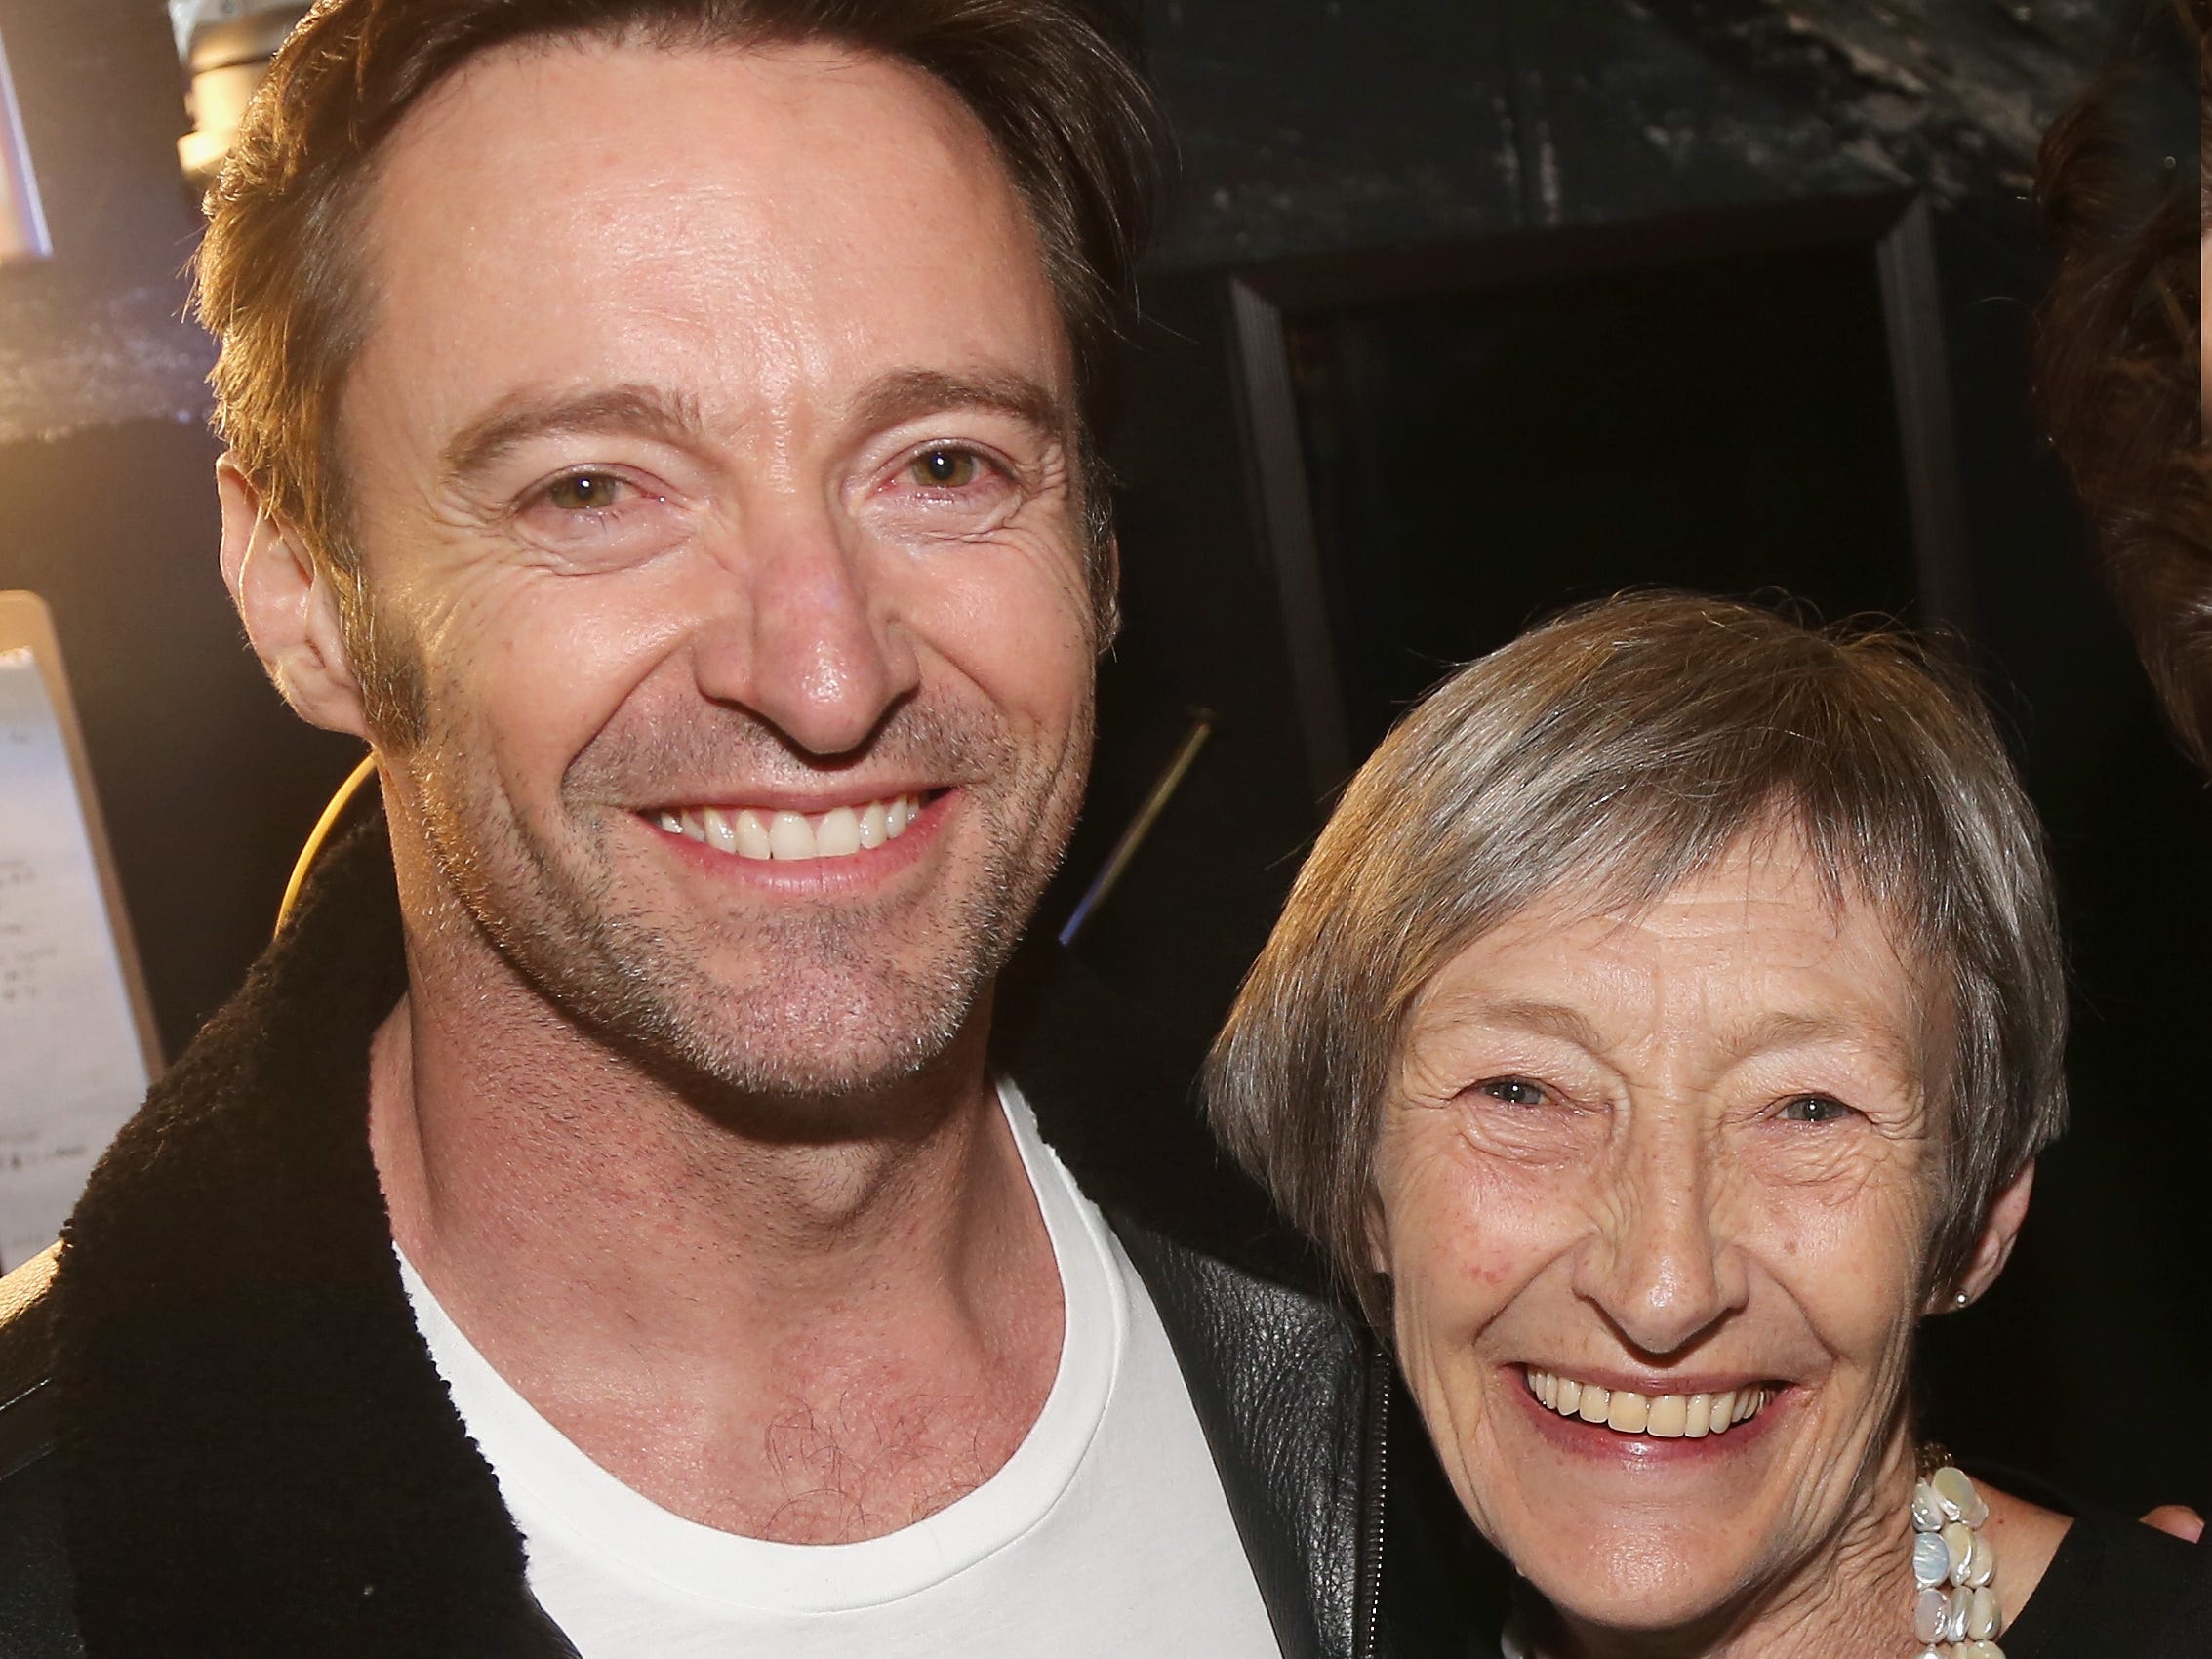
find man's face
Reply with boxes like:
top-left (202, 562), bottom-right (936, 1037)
top-left (332, 39), bottom-right (1098, 1099)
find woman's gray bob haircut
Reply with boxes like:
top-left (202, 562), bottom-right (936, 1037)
top-left (1206, 592), bottom-right (2067, 1328)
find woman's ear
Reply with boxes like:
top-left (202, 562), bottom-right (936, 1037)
top-left (1944, 1159), bottom-right (2035, 1313)
top-left (218, 458), bottom-right (371, 739)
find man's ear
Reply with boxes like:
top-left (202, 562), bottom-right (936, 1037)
top-left (218, 459), bottom-right (370, 739)
top-left (1944, 1159), bottom-right (2035, 1313)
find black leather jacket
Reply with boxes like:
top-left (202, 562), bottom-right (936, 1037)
top-left (0, 816), bottom-right (1502, 1658)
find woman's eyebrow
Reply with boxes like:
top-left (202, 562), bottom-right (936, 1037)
top-left (441, 384), bottom-right (709, 482)
top-left (1430, 999), bottom-right (1913, 1069)
top-left (1720, 1009), bottom-right (1918, 1076)
top-left (1434, 995), bottom-right (1605, 1051)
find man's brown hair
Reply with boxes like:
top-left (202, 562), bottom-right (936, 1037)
top-left (2036, 0), bottom-right (2208, 766)
top-left (194, 0), bottom-right (1165, 631)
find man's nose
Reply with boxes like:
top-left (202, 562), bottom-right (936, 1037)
top-left (690, 500), bottom-right (920, 757)
top-left (1570, 1119), bottom-right (1748, 1358)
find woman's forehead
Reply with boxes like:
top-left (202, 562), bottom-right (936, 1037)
top-left (1405, 838), bottom-right (1942, 1066)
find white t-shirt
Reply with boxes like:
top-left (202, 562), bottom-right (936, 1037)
top-left (399, 1081), bottom-right (1282, 1658)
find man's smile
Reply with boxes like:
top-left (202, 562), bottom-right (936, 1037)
top-left (650, 790), bottom-right (939, 863)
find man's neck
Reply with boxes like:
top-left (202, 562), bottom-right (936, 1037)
top-left (367, 951), bottom-right (1065, 1544)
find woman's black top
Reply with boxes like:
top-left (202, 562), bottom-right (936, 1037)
top-left (2001, 1511), bottom-right (2211, 1657)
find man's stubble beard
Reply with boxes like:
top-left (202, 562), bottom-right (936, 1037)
top-left (388, 682), bottom-right (1093, 1113)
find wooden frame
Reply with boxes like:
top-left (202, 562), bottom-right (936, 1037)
top-left (0, 27), bottom-right (47, 264)
top-left (1227, 192), bottom-right (1972, 806)
top-left (0, 593), bottom-right (161, 1073)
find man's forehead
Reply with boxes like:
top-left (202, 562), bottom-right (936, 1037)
top-left (368, 32), bottom-right (1018, 239)
top-left (388, 30), bottom-right (963, 148)
top-left (342, 32), bottom-right (1072, 456)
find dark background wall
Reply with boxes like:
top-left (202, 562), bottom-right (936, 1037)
top-left (3, 0), bottom-right (2201, 1514)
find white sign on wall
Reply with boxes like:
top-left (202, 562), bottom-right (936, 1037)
top-left (0, 596), bottom-right (158, 1271)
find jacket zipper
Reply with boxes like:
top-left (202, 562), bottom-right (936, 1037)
top-left (1354, 1347), bottom-right (1391, 1659)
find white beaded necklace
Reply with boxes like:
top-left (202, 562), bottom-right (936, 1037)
top-left (1495, 1454), bottom-right (2007, 1659)
top-left (1912, 1459), bottom-right (2005, 1658)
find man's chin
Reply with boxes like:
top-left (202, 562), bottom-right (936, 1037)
top-left (612, 1024), bottom-right (984, 1139)
top-left (559, 957), bottom-right (994, 1118)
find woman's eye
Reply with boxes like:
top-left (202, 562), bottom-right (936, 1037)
top-left (905, 446), bottom-right (985, 489)
top-left (1778, 1094), bottom-right (1855, 1124)
top-left (1475, 1076), bottom-right (1549, 1109)
top-left (540, 471), bottom-right (632, 512)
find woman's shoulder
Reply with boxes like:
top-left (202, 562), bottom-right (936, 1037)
top-left (2000, 1508), bottom-right (2210, 1658)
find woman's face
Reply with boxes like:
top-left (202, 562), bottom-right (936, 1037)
top-left (1370, 830), bottom-right (1974, 1639)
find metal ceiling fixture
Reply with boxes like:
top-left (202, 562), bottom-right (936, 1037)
top-left (176, 0), bottom-right (307, 188)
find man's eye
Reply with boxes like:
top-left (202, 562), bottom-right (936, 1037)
top-left (906, 447), bottom-right (985, 489)
top-left (541, 471), bottom-right (630, 511)
top-left (1778, 1095), bottom-right (1855, 1124)
top-left (1476, 1076), bottom-right (1548, 1108)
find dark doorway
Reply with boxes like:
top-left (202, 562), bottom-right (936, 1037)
top-left (1230, 193), bottom-right (1967, 797)
top-left (1292, 238), bottom-right (1917, 757)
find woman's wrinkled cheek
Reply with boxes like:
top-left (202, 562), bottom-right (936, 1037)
top-left (1382, 1114), bottom-right (1572, 1336)
top-left (1464, 1252), bottom-right (1518, 1287)
top-left (1381, 1136), bottom-right (1560, 1429)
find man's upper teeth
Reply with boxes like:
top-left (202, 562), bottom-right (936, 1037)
top-left (1523, 1369), bottom-right (1772, 1438)
top-left (656, 794), bottom-right (921, 862)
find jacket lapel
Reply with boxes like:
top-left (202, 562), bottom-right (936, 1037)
top-left (989, 957), bottom-right (1364, 1658)
top-left (1115, 1226), bottom-right (1371, 1659)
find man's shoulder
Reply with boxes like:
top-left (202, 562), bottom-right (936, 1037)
top-left (0, 1247), bottom-right (60, 1471)
top-left (0, 1246), bottom-right (84, 1659)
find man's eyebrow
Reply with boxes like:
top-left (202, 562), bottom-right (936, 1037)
top-left (846, 367), bottom-right (1073, 443)
top-left (441, 385), bottom-right (709, 481)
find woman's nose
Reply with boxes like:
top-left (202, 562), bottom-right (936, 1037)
top-left (1570, 1129), bottom-right (1749, 1357)
top-left (689, 503), bottom-right (921, 758)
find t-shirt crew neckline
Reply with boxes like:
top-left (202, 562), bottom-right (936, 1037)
top-left (395, 1077), bottom-right (1124, 1617)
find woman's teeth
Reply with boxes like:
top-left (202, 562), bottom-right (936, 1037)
top-left (655, 794), bottom-right (923, 862)
top-left (1523, 1369), bottom-right (1772, 1439)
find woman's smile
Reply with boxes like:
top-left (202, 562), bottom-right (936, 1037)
top-left (1517, 1366), bottom-right (1778, 1444)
